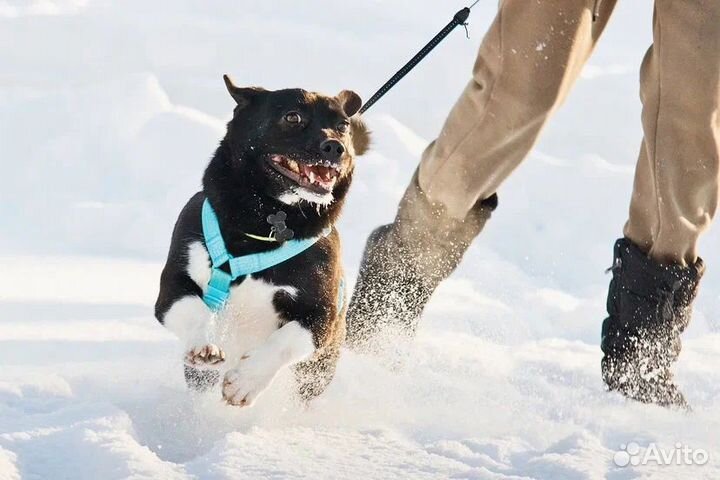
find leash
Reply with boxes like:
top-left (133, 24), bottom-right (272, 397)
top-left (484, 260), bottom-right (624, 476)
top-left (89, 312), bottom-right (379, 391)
top-left (358, 1), bottom-right (481, 115)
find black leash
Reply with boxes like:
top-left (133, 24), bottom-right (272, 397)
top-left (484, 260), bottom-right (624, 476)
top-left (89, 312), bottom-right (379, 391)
top-left (358, 1), bottom-right (481, 115)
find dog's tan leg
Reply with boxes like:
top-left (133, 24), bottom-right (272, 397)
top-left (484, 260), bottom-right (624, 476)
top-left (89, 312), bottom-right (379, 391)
top-left (293, 346), bottom-right (339, 402)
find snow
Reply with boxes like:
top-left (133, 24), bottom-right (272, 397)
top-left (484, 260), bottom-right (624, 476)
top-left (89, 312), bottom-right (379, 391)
top-left (2, 1), bottom-right (719, 478)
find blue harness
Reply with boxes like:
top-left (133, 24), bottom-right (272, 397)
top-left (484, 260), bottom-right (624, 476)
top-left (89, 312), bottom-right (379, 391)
top-left (201, 198), bottom-right (343, 312)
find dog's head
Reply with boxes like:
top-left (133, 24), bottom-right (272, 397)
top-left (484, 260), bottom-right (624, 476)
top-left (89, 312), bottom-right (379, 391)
top-left (220, 74), bottom-right (370, 207)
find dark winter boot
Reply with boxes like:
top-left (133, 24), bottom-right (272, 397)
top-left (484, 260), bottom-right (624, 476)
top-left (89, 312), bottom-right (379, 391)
top-left (601, 238), bottom-right (704, 409)
top-left (346, 171), bottom-right (498, 350)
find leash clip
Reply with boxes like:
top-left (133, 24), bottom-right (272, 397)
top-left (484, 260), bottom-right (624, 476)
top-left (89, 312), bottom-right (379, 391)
top-left (358, 1), bottom-right (480, 115)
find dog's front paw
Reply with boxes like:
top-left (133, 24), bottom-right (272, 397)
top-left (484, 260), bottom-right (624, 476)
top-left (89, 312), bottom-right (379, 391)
top-left (222, 353), bottom-right (277, 407)
top-left (184, 343), bottom-right (225, 368)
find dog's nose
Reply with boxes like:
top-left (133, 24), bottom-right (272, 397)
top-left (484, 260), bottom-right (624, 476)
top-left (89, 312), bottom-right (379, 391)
top-left (320, 139), bottom-right (345, 162)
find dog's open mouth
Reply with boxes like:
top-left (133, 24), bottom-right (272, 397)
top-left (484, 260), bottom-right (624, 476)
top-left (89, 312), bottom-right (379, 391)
top-left (268, 154), bottom-right (340, 193)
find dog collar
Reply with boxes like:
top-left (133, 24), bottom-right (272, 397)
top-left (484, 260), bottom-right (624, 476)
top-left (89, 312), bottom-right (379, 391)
top-left (201, 198), bottom-right (330, 311)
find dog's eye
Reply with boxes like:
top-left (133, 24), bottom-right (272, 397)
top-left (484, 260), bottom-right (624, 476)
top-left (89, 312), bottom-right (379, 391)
top-left (337, 121), bottom-right (350, 133)
top-left (284, 112), bottom-right (302, 124)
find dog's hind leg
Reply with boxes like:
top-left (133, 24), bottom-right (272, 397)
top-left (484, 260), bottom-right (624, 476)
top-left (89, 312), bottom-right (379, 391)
top-left (293, 347), bottom-right (339, 403)
top-left (182, 341), bottom-right (225, 392)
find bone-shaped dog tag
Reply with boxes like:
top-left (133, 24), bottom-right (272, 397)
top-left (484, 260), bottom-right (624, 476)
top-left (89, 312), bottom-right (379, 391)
top-left (267, 211), bottom-right (294, 241)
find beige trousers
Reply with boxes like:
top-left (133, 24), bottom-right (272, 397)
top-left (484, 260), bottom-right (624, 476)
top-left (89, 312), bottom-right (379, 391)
top-left (418, 0), bottom-right (720, 266)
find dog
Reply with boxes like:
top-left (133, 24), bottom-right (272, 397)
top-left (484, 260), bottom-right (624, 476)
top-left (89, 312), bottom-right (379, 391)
top-left (155, 75), bottom-right (369, 406)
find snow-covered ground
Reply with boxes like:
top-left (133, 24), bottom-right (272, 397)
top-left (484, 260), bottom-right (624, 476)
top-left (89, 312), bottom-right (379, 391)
top-left (2, 1), bottom-right (720, 478)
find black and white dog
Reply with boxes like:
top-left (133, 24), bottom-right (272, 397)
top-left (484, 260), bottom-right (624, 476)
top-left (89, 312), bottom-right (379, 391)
top-left (155, 75), bottom-right (369, 406)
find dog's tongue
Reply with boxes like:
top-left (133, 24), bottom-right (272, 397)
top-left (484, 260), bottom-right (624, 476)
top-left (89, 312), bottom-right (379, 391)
top-left (317, 166), bottom-right (335, 182)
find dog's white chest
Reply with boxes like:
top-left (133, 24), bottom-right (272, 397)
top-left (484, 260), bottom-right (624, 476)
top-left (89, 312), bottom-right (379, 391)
top-left (186, 242), bottom-right (296, 358)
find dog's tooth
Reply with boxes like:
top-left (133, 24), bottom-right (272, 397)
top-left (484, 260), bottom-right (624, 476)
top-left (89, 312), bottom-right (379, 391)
top-left (308, 171), bottom-right (316, 183)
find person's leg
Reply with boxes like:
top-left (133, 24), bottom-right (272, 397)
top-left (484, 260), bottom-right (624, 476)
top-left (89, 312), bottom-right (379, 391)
top-left (347, 0), bottom-right (618, 348)
top-left (420, 0), bottom-right (616, 218)
top-left (624, 2), bottom-right (720, 266)
top-left (602, 0), bottom-right (720, 408)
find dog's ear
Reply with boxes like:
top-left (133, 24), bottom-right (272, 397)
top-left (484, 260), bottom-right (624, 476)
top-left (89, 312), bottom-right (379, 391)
top-left (337, 90), bottom-right (362, 117)
top-left (350, 116), bottom-right (370, 156)
top-left (223, 74), bottom-right (265, 108)
top-left (337, 90), bottom-right (367, 153)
